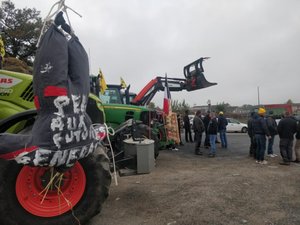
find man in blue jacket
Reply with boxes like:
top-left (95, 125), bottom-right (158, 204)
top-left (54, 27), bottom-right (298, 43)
top-left (252, 108), bottom-right (270, 165)
top-left (208, 112), bottom-right (218, 157)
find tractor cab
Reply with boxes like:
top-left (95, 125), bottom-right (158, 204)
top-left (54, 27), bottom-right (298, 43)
top-left (100, 84), bottom-right (124, 104)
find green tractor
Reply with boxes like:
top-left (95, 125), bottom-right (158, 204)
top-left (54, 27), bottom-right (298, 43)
top-left (0, 57), bottom-right (216, 225)
top-left (0, 68), bottom-right (162, 225)
top-left (0, 2), bottom-right (216, 223)
top-left (0, 67), bottom-right (160, 155)
top-left (90, 78), bottom-right (163, 152)
top-left (0, 70), bottom-right (35, 130)
top-left (89, 57), bottom-right (217, 150)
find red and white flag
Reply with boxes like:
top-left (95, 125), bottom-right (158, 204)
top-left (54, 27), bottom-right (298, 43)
top-left (163, 75), bottom-right (172, 115)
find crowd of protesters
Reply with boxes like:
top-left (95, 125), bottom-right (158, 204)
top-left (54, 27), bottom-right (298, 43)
top-left (247, 108), bottom-right (299, 165)
top-left (177, 108), bottom-right (300, 166)
top-left (179, 110), bottom-right (228, 157)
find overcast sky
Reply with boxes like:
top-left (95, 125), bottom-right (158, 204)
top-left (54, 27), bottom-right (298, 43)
top-left (12, 0), bottom-right (300, 107)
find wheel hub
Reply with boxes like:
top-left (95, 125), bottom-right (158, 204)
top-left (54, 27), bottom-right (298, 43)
top-left (16, 162), bottom-right (86, 217)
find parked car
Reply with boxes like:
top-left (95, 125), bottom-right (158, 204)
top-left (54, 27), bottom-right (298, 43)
top-left (226, 118), bottom-right (248, 133)
top-left (276, 115), bottom-right (300, 125)
top-left (294, 115), bottom-right (300, 121)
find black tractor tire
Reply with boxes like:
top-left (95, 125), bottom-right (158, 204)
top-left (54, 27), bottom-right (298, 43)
top-left (0, 147), bottom-right (111, 225)
top-left (137, 124), bottom-right (160, 158)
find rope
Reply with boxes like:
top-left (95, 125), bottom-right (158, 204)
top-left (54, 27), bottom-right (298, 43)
top-left (55, 174), bottom-right (81, 225)
top-left (104, 123), bottom-right (118, 186)
top-left (148, 109), bottom-right (152, 139)
top-left (92, 123), bottom-right (118, 186)
top-left (38, 168), bottom-right (81, 225)
top-left (39, 168), bottom-right (61, 204)
top-left (36, 0), bottom-right (82, 47)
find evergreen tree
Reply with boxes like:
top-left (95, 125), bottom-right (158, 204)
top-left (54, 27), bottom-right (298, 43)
top-left (0, 0), bottom-right (43, 67)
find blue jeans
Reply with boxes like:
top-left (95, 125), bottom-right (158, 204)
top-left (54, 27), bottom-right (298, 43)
top-left (209, 134), bottom-right (217, 155)
top-left (267, 135), bottom-right (275, 154)
top-left (255, 134), bottom-right (266, 161)
top-left (219, 129), bottom-right (227, 148)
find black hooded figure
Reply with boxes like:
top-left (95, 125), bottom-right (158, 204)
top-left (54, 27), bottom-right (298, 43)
top-left (0, 12), bottom-right (98, 168)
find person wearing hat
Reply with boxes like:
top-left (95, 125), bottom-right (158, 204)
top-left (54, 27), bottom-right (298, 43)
top-left (218, 111), bottom-right (228, 148)
top-left (252, 107), bottom-right (270, 164)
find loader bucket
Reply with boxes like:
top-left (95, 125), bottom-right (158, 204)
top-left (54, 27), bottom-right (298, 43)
top-left (183, 58), bottom-right (217, 91)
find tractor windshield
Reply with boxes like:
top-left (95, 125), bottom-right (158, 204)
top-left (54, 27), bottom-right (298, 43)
top-left (100, 88), bottom-right (123, 104)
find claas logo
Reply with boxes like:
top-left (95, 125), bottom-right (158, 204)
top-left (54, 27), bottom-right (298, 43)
top-left (0, 75), bottom-right (22, 88)
top-left (0, 78), bottom-right (13, 83)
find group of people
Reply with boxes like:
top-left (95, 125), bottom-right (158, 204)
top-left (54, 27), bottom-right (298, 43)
top-left (178, 108), bottom-right (300, 166)
top-left (248, 108), bottom-right (300, 165)
top-left (182, 110), bottom-right (228, 157)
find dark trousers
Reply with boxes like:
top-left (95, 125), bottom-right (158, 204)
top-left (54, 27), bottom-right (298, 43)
top-left (185, 128), bottom-right (193, 142)
top-left (255, 134), bottom-right (266, 161)
top-left (279, 138), bottom-right (294, 162)
top-left (204, 130), bottom-right (210, 147)
top-left (194, 131), bottom-right (202, 151)
top-left (249, 135), bottom-right (257, 158)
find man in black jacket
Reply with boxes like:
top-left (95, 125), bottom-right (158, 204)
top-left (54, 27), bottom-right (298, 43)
top-left (203, 111), bottom-right (211, 148)
top-left (183, 110), bottom-right (193, 143)
top-left (277, 112), bottom-right (297, 165)
top-left (193, 110), bottom-right (205, 155)
top-left (247, 112), bottom-right (257, 158)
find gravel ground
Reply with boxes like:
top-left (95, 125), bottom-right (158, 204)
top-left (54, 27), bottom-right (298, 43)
top-left (89, 133), bottom-right (300, 225)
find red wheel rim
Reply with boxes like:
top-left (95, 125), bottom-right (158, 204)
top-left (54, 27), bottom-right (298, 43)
top-left (16, 162), bottom-right (86, 217)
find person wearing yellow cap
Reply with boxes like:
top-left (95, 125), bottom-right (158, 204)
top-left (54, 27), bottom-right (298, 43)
top-left (252, 107), bottom-right (270, 165)
top-left (258, 107), bottom-right (266, 115)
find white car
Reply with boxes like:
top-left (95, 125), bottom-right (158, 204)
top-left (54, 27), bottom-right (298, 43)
top-left (226, 118), bottom-right (248, 133)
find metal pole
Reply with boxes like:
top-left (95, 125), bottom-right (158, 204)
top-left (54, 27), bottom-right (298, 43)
top-left (257, 86), bottom-right (260, 106)
top-left (207, 99), bottom-right (211, 112)
top-left (88, 48), bottom-right (91, 73)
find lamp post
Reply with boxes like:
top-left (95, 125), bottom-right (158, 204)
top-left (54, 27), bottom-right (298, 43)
top-left (257, 86), bottom-right (260, 106)
top-left (207, 99), bottom-right (211, 112)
